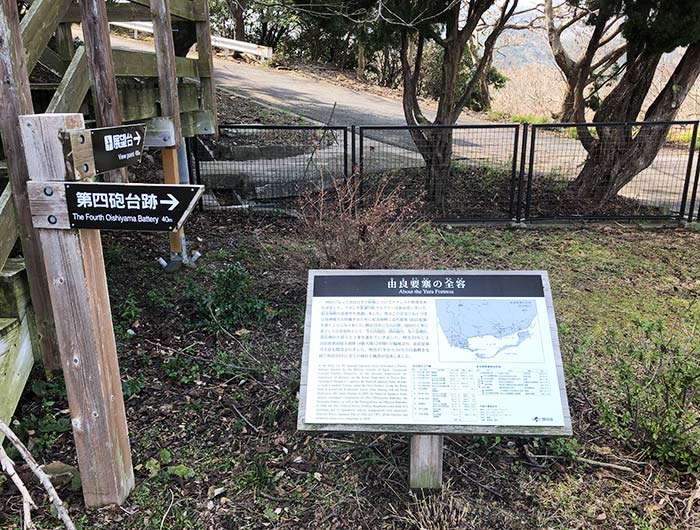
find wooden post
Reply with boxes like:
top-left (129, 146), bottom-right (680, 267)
top-left (162, 147), bottom-right (185, 257)
top-left (0, 0), bottom-right (61, 369)
top-left (150, 0), bottom-right (187, 263)
top-left (194, 0), bottom-right (217, 134)
top-left (149, 0), bottom-right (182, 145)
top-left (54, 22), bottom-right (75, 65)
top-left (78, 0), bottom-right (127, 183)
top-left (410, 434), bottom-right (443, 490)
top-left (19, 113), bottom-right (134, 507)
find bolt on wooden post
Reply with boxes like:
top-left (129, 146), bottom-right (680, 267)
top-left (19, 113), bottom-right (134, 507)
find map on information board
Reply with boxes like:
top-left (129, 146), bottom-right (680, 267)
top-left (298, 270), bottom-right (571, 436)
top-left (436, 299), bottom-right (543, 363)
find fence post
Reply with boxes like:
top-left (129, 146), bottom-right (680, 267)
top-left (524, 125), bottom-right (538, 221)
top-left (509, 125), bottom-right (520, 220)
top-left (358, 127), bottom-right (365, 197)
top-left (343, 126), bottom-right (349, 180)
top-left (351, 125), bottom-right (356, 175)
top-left (688, 143), bottom-right (700, 223)
top-left (515, 123), bottom-right (529, 223)
top-left (19, 113), bottom-right (134, 507)
top-left (679, 122), bottom-right (699, 221)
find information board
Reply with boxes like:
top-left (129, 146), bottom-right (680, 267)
top-left (298, 270), bottom-right (571, 436)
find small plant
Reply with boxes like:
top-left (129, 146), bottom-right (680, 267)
top-left (201, 263), bottom-right (273, 332)
top-left (297, 174), bottom-right (426, 269)
top-left (162, 354), bottom-right (203, 384)
top-left (122, 374), bottom-right (146, 398)
top-left (596, 318), bottom-right (700, 471)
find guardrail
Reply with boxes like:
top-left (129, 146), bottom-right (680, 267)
top-left (110, 22), bottom-right (273, 59)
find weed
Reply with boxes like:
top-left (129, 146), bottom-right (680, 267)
top-left (200, 263), bottom-right (274, 332)
top-left (122, 374), bottom-right (146, 398)
top-left (114, 293), bottom-right (141, 338)
top-left (297, 174), bottom-right (426, 269)
top-left (167, 464), bottom-right (196, 480)
top-left (236, 458), bottom-right (274, 490)
top-left (546, 438), bottom-right (581, 461)
top-left (596, 318), bottom-right (700, 471)
top-left (163, 354), bottom-right (203, 384)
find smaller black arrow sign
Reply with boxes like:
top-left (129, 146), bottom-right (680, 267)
top-left (89, 124), bottom-right (146, 174)
top-left (64, 182), bottom-right (203, 232)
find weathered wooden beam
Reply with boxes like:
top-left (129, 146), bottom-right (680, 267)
top-left (0, 186), bottom-right (18, 272)
top-left (0, 314), bottom-right (33, 441)
top-left (118, 81), bottom-right (200, 122)
top-left (112, 49), bottom-right (200, 78)
top-left (63, 2), bottom-right (162, 23)
top-left (128, 0), bottom-right (207, 21)
top-left (38, 47), bottom-right (67, 77)
top-left (20, 113), bottom-right (134, 507)
top-left (149, 0), bottom-right (182, 146)
top-left (19, 0), bottom-right (73, 73)
top-left (46, 46), bottom-right (90, 114)
top-left (0, 0), bottom-right (61, 369)
top-left (54, 22), bottom-right (75, 63)
top-left (194, 0), bottom-right (217, 134)
top-left (79, 0), bottom-right (127, 183)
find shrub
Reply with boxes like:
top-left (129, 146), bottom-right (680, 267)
top-left (297, 174), bottom-right (425, 269)
top-left (201, 263), bottom-right (273, 331)
top-left (596, 318), bottom-right (700, 471)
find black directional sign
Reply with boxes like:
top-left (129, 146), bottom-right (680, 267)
top-left (64, 182), bottom-right (203, 232)
top-left (89, 124), bottom-right (146, 174)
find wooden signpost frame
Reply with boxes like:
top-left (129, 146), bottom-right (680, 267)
top-left (20, 113), bottom-right (134, 507)
top-left (298, 269), bottom-right (572, 490)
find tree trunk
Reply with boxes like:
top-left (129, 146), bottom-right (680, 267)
top-left (569, 123), bottom-right (670, 204)
top-left (410, 128), bottom-right (454, 206)
top-left (356, 40), bottom-right (365, 80)
top-left (557, 84), bottom-right (576, 122)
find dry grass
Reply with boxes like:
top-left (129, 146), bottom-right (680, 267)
top-left (492, 59), bottom-right (700, 123)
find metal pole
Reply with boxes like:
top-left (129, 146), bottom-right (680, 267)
top-left (515, 123), bottom-right (529, 223)
top-left (524, 125), bottom-right (537, 221)
top-left (679, 122), bottom-right (699, 221)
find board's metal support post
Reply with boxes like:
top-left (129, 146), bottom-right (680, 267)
top-left (409, 434), bottom-right (443, 490)
top-left (20, 113), bottom-right (134, 507)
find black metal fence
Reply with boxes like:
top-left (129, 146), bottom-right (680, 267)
top-left (192, 120), bottom-right (700, 223)
top-left (193, 125), bottom-right (347, 210)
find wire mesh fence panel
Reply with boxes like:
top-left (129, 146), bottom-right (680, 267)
top-left (193, 125), bottom-right (347, 211)
top-left (359, 125), bottom-right (520, 221)
top-left (524, 121), bottom-right (699, 221)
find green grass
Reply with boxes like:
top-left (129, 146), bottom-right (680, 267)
top-left (488, 111), bottom-right (553, 124)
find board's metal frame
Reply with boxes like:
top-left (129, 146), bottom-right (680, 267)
top-left (298, 269), bottom-right (572, 437)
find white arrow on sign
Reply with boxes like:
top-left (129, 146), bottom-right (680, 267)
top-left (160, 194), bottom-right (179, 211)
top-left (133, 130), bottom-right (142, 145)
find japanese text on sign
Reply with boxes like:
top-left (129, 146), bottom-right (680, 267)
top-left (104, 133), bottom-right (135, 152)
top-left (76, 192), bottom-right (161, 210)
